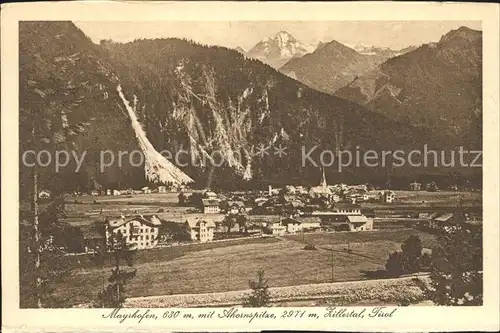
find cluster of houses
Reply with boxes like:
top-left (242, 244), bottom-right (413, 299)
top-left (57, 205), bottom-right (483, 254)
top-left (66, 173), bottom-right (479, 254)
top-left (76, 205), bottom-right (482, 253)
top-left (179, 190), bottom-right (248, 215)
top-left (79, 202), bottom-right (375, 253)
top-left (88, 185), bottom-right (186, 196)
top-left (179, 180), bottom-right (395, 220)
top-left (418, 211), bottom-right (482, 230)
top-left (261, 202), bottom-right (374, 236)
top-left (409, 181), bottom-right (439, 192)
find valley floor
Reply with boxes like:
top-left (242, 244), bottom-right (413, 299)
top-left (58, 229), bottom-right (436, 307)
top-left (41, 189), bottom-right (479, 307)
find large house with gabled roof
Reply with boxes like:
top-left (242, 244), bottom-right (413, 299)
top-left (106, 214), bottom-right (162, 249)
top-left (184, 217), bottom-right (216, 242)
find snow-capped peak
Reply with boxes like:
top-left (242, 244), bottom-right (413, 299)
top-left (247, 31), bottom-right (315, 68)
top-left (275, 31), bottom-right (296, 44)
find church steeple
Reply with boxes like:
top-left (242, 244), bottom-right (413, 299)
top-left (320, 167), bottom-right (327, 188)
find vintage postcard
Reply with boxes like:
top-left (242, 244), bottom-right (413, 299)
top-left (2, 1), bottom-right (499, 332)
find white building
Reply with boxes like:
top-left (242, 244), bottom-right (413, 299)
top-left (106, 215), bottom-right (162, 250)
top-left (202, 199), bottom-right (221, 214)
top-left (347, 215), bottom-right (373, 231)
top-left (185, 218), bottom-right (216, 242)
top-left (227, 201), bottom-right (246, 214)
top-left (382, 191), bottom-right (395, 203)
top-left (281, 218), bottom-right (303, 234)
top-left (327, 203), bottom-right (362, 215)
top-left (269, 222), bottom-right (286, 236)
top-left (296, 216), bottom-right (322, 231)
top-left (203, 191), bottom-right (218, 199)
top-left (429, 212), bottom-right (454, 229)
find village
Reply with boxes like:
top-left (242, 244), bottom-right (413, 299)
top-left (36, 172), bottom-right (482, 255)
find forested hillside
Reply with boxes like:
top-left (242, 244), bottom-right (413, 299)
top-left (336, 26), bottom-right (482, 149)
top-left (20, 21), bottom-right (143, 197)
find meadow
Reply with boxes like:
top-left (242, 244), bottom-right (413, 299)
top-left (55, 229), bottom-right (436, 307)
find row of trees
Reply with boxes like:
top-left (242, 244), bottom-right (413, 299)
top-left (385, 222), bottom-right (482, 305)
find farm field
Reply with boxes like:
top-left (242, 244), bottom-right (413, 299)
top-left (62, 192), bottom-right (209, 225)
top-left (55, 229), bottom-right (437, 307)
top-left (286, 229), bottom-right (439, 249)
top-left (365, 190), bottom-right (481, 210)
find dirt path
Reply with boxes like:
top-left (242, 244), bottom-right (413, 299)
top-left (117, 273), bottom-right (430, 308)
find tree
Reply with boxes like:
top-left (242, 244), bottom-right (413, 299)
top-left (19, 197), bottom-right (73, 308)
top-left (178, 192), bottom-right (186, 206)
top-left (236, 214), bottom-right (248, 233)
top-left (421, 222), bottom-right (482, 305)
top-left (401, 235), bottom-right (423, 273)
top-left (20, 22), bottom-right (107, 308)
top-left (243, 270), bottom-right (271, 307)
top-left (95, 231), bottom-right (137, 308)
top-left (385, 235), bottom-right (424, 276)
top-left (385, 251), bottom-right (404, 276)
top-left (19, 222), bottom-right (73, 308)
top-left (223, 214), bottom-right (237, 233)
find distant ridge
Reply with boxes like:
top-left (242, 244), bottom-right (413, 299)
top-left (336, 26), bottom-right (482, 148)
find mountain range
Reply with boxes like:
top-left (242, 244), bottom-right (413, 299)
top-left (19, 21), bottom-right (437, 195)
top-left (19, 22), bottom-right (481, 196)
top-left (350, 43), bottom-right (418, 62)
top-left (280, 39), bottom-right (416, 94)
top-left (236, 32), bottom-right (420, 95)
top-left (336, 26), bottom-right (482, 148)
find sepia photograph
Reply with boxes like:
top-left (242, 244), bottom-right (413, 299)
top-left (2, 1), bottom-right (499, 332)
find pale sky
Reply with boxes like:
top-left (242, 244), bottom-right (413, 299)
top-left (75, 21), bottom-right (481, 51)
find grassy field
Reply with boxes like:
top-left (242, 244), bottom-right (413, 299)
top-left (365, 190), bottom-right (481, 209)
top-left (63, 192), bottom-right (210, 225)
top-left (286, 229), bottom-right (439, 249)
top-left (62, 236), bottom-right (278, 269)
top-left (54, 229), bottom-right (437, 307)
